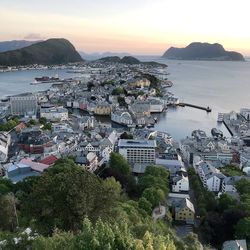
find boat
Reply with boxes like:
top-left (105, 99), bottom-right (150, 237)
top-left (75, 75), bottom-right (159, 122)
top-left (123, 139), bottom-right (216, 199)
top-left (31, 74), bottom-right (61, 85)
top-left (217, 113), bottom-right (224, 122)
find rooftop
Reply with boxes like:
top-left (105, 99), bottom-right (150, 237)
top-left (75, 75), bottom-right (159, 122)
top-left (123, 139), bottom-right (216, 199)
top-left (118, 139), bottom-right (157, 148)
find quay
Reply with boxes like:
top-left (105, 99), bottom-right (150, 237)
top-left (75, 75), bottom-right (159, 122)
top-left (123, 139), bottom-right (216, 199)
top-left (178, 103), bottom-right (212, 112)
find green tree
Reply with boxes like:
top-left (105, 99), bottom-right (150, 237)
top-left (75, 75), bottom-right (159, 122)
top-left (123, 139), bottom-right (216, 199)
top-left (235, 217), bottom-right (250, 241)
top-left (22, 159), bottom-right (117, 235)
top-left (218, 193), bottom-right (237, 212)
top-left (109, 152), bottom-right (130, 176)
top-left (138, 197), bottom-right (152, 215)
top-left (142, 187), bottom-right (165, 208)
top-left (39, 117), bottom-right (47, 125)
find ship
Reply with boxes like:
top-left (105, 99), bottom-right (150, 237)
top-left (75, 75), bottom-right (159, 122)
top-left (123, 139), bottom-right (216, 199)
top-left (31, 74), bottom-right (61, 85)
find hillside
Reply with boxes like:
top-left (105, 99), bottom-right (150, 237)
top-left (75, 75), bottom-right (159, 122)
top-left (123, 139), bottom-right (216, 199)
top-left (98, 55), bottom-right (167, 67)
top-left (0, 40), bottom-right (42, 53)
top-left (162, 42), bottom-right (245, 61)
top-left (0, 38), bottom-right (83, 66)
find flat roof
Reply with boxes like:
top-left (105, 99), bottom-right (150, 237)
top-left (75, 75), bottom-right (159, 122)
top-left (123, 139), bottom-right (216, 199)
top-left (118, 139), bottom-right (156, 148)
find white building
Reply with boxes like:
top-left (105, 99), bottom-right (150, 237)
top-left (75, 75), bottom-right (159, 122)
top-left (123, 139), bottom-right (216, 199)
top-left (10, 93), bottom-right (37, 116)
top-left (172, 174), bottom-right (189, 192)
top-left (118, 139), bottom-right (156, 164)
top-left (40, 106), bottom-right (68, 121)
top-left (148, 98), bottom-right (164, 113)
top-left (196, 161), bottom-right (225, 192)
top-left (0, 132), bottom-right (11, 163)
top-left (111, 110), bottom-right (133, 126)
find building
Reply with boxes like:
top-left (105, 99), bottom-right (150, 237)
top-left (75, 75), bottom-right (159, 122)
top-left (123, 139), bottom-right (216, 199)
top-left (118, 139), bottom-right (156, 164)
top-left (0, 132), bottom-right (11, 163)
top-left (111, 109), bottom-right (133, 126)
top-left (40, 106), bottom-right (68, 121)
top-left (222, 240), bottom-right (247, 250)
top-left (172, 174), bottom-right (189, 193)
top-left (174, 198), bottom-right (195, 224)
top-left (93, 102), bottom-right (111, 115)
top-left (10, 93), bottom-right (37, 116)
top-left (127, 78), bottom-right (150, 88)
top-left (196, 161), bottom-right (225, 192)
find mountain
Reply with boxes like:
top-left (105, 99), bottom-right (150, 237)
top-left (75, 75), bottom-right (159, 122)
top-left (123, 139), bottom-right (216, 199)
top-left (79, 51), bottom-right (131, 61)
top-left (0, 38), bottom-right (83, 66)
top-left (0, 40), bottom-right (42, 53)
top-left (162, 42), bottom-right (245, 61)
top-left (97, 56), bottom-right (167, 67)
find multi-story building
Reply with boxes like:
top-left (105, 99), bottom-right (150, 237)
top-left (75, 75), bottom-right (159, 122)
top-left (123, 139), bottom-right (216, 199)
top-left (10, 93), bottom-right (37, 116)
top-left (118, 139), bottom-right (156, 164)
top-left (0, 132), bottom-right (11, 163)
top-left (40, 106), bottom-right (68, 121)
top-left (172, 174), bottom-right (189, 193)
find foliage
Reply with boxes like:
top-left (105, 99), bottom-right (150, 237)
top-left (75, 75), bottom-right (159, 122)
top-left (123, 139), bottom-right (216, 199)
top-left (21, 158), bottom-right (119, 235)
top-left (117, 96), bottom-right (127, 107)
top-left (142, 187), bottom-right (165, 208)
top-left (0, 118), bottom-right (19, 131)
top-left (0, 178), bottom-right (14, 195)
top-left (235, 217), bottom-right (250, 242)
top-left (112, 87), bottom-right (125, 95)
top-left (120, 132), bottom-right (133, 139)
top-left (220, 165), bottom-right (244, 177)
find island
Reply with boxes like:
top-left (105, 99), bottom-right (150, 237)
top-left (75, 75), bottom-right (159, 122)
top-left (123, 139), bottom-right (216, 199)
top-left (162, 42), bottom-right (245, 61)
top-left (97, 55), bottom-right (167, 67)
top-left (0, 38), bottom-right (83, 66)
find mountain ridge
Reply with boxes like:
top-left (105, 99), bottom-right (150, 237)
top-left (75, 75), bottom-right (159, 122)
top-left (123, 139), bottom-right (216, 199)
top-left (0, 38), bottom-right (83, 66)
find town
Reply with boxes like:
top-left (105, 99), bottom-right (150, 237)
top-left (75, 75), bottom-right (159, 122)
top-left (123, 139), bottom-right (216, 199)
top-left (0, 59), bottom-right (249, 250)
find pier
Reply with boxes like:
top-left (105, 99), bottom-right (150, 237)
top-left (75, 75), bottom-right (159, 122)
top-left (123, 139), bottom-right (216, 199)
top-left (178, 103), bottom-right (212, 112)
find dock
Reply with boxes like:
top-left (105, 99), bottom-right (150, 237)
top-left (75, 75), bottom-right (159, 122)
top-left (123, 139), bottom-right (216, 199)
top-left (178, 103), bottom-right (212, 112)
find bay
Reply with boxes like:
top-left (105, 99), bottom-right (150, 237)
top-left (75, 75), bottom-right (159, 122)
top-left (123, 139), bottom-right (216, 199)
top-left (1, 59), bottom-right (250, 140)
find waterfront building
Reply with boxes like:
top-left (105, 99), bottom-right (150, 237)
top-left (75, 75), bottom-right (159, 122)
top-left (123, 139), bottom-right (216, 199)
top-left (10, 93), bottom-right (37, 116)
top-left (118, 139), bottom-right (156, 164)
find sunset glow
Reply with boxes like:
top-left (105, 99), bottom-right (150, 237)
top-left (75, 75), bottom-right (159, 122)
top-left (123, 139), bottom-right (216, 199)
top-left (1, 0), bottom-right (250, 55)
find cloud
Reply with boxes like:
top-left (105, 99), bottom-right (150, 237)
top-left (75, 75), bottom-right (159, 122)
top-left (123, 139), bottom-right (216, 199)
top-left (23, 33), bottom-right (45, 40)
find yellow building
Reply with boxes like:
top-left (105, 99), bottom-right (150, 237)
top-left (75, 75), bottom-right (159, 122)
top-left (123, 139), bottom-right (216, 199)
top-left (175, 198), bottom-right (195, 223)
top-left (128, 78), bottom-right (150, 88)
top-left (94, 103), bottom-right (111, 115)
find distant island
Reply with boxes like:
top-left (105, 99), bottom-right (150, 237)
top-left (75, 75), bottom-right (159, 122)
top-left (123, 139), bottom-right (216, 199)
top-left (162, 42), bottom-right (245, 61)
top-left (0, 38), bottom-right (83, 66)
top-left (97, 56), bottom-right (167, 67)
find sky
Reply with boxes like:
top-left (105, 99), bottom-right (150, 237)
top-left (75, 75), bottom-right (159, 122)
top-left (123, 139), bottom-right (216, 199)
top-left (1, 0), bottom-right (250, 55)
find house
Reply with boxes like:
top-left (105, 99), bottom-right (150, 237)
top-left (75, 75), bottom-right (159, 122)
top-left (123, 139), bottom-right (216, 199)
top-left (75, 151), bottom-right (98, 173)
top-left (39, 155), bottom-right (58, 166)
top-left (78, 116), bottom-right (95, 130)
top-left (5, 162), bottom-right (41, 183)
top-left (0, 132), bottom-right (11, 163)
top-left (222, 239), bottom-right (247, 250)
top-left (172, 174), bottom-right (189, 193)
top-left (174, 198), bottom-right (195, 224)
top-left (111, 109), bottom-right (133, 126)
top-left (127, 78), bottom-right (150, 88)
top-left (19, 158), bottom-right (49, 173)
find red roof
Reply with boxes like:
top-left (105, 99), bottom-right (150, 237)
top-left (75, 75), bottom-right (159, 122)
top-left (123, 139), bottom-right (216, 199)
top-left (39, 155), bottom-right (57, 165)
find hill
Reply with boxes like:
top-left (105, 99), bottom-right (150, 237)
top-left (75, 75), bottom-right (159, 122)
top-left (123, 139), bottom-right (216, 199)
top-left (0, 40), bottom-right (42, 53)
top-left (162, 42), bottom-right (245, 61)
top-left (0, 38), bottom-right (83, 66)
top-left (97, 56), bottom-right (167, 67)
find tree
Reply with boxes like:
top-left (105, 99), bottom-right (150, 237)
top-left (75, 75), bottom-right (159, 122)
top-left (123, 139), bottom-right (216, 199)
top-left (235, 217), bottom-right (250, 241)
top-left (109, 152), bottom-right (130, 176)
top-left (235, 179), bottom-right (250, 195)
top-left (120, 132), bottom-right (133, 139)
top-left (138, 197), bottom-right (152, 215)
top-left (0, 193), bottom-right (18, 231)
top-left (39, 117), bottom-right (47, 125)
top-left (142, 187), bottom-right (165, 208)
top-left (0, 178), bottom-right (14, 195)
top-left (218, 193), bottom-right (237, 212)
top-left (112, 87), bottom-right (125, 95)
top-left (22, 159), bottom-right (117, 235)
